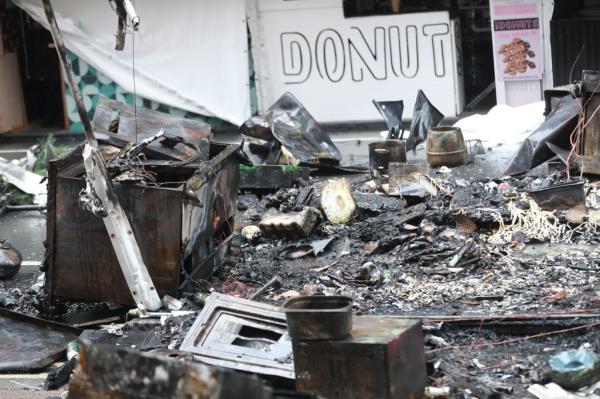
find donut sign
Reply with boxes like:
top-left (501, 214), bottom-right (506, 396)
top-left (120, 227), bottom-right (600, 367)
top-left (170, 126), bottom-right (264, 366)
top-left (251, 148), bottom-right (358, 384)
top-left (491, 0), bottom-right (543, 81)
top-left (251, 0), bottom-right (465, 122)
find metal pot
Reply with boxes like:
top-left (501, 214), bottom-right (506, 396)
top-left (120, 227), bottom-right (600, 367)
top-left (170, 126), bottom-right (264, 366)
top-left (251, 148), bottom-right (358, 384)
top-left (0, 240), bottom-right (22, 279)
top-left (283, 295), bottom-right (353, 340)
top-left (426, 126), bottom-right (467, 167)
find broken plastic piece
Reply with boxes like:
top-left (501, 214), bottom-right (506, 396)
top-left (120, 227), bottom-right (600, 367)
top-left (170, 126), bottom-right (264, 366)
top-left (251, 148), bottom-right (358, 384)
top-left (92, 96), bottom-right (210, 162)
top-left (0, 157), bottom-right (47, 206)
top-left (279, 237), bottom-right (335, 260)
top-left (549, 349), bottom-right (600, 390)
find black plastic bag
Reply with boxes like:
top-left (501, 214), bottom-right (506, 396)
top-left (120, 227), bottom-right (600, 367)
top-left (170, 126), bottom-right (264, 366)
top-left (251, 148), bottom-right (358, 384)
top-left (503, 95), bottom-right (579, 176)
top-left (372, 100), bottom-right (404, 140)
top-left (406, 90), bottom-right (444, 151)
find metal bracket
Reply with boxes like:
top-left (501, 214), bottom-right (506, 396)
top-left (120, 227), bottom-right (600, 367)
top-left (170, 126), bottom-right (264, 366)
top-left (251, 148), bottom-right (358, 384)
top-left (82, 145), bottom-right (161, 311)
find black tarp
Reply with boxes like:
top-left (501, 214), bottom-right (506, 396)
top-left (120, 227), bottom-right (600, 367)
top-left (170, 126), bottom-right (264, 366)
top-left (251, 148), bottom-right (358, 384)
top-left (504, 95), bottom-right (580, 176)
top-left (406, 90), bottom-right (444, 151)
top-left (372, 100), bottom-right (404, 140)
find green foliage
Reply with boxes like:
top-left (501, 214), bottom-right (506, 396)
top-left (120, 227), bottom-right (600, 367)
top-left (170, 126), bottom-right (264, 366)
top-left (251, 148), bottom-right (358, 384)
top-left (27, 134), bottom-right (69, 176)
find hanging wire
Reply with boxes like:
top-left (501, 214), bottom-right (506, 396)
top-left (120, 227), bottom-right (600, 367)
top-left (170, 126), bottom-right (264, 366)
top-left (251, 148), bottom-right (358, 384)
top-left (131, 0), bottom-right (138, 144)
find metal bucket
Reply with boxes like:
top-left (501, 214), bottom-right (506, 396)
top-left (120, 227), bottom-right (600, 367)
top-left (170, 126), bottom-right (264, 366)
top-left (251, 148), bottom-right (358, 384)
top-left (283, 296), bottom-right (353, 340)
top-left (426, 126), bottom-right (467, 167)
top-left (368, 140), bottom-right (407, 180)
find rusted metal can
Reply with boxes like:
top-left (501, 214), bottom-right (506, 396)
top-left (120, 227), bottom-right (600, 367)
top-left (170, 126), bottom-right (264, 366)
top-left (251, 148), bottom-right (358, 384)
top-left (426, 126), bottom-right (467, 167)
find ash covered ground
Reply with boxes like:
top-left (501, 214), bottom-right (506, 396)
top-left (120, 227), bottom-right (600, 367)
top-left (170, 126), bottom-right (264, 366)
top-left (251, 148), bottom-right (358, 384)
top-left (3, 167), bottom-right (600, 398)
top-left (204, 171), bottom-right (600, 398)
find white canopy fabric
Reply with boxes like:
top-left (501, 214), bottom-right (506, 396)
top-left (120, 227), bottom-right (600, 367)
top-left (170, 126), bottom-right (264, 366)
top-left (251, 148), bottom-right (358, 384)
top-left (14, 0), bottom-right (251, 125)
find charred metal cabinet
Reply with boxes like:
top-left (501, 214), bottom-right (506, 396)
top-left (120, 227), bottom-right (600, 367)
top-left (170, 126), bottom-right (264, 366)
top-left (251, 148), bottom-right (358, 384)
top-left (576, 71), bottom-right (600, 174)
top-left (292, 317), bottom-right (426, 399)
top-left (45, 143), bottom-right (239, 306)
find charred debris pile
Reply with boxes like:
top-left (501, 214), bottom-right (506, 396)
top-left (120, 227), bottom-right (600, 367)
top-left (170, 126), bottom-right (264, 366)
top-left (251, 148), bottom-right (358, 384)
top-left (3, 85), bottom-right (600, 398)
top-left (4, 1), bottom-right (600, 398)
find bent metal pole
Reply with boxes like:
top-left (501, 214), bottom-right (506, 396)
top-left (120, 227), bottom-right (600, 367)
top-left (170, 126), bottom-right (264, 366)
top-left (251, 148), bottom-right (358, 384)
top-left (42, 0), bottom-right (162, 312)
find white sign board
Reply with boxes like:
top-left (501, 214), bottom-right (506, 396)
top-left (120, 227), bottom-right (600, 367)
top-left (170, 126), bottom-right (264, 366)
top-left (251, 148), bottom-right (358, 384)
top-left (251, 0), bottom-right (464, 123)
top-left (489, 0), bottom-right (545, 106)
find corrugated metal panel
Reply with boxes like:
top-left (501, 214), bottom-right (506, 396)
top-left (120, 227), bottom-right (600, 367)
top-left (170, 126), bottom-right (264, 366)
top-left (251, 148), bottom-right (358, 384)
top-left (551, 19), bottom-right (600, 85)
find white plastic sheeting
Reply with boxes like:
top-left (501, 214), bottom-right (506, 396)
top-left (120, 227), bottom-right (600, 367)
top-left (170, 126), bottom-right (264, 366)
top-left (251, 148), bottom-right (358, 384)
top-left (454, 101), bottom-right (546, 145)
top-left (0, 157), bottom-right (47, 205)
top-left (14, 0), bottom-right (251, 125)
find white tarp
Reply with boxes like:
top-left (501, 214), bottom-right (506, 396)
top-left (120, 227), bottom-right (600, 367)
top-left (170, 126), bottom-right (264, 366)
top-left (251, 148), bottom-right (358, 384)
top-left (13, 0), bottom-right (250, 125)
top-left (454, 101), bottom-right (545, 145)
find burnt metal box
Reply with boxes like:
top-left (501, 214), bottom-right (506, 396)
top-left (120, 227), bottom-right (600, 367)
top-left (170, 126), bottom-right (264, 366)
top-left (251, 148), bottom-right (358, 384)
top-left (292, 317), bottom-right (426, 399)
top-left (45, 142), bottom-right (239, 306)
top-left (576, 71), bottom-right (600, 174)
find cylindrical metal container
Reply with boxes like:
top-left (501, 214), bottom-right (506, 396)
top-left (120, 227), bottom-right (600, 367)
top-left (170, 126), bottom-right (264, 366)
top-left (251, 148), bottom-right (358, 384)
top-left (283, 296), bottom-right (353, 340)
top-left (368, 140), bottom-right (407, 179)
top-left (426, 126), bottom-right (467, 167)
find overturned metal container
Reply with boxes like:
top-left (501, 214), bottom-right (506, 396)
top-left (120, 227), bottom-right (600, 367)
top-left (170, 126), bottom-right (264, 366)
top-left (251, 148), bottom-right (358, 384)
top-left (529, 180), bottom-right (586, 211)
top-left (292, 317), bottom-right (427, 399)
top-left (426, 126), bottom-right (467, 167)
top-left (283, 296), bottom-right (353, 340)
top-left (45, 99), bottom-right (239, 306)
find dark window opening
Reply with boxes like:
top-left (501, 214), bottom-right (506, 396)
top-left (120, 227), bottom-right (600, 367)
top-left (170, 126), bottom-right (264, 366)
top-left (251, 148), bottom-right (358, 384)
top-left (237, 325), bottom-right (282, 341)
top-left (551, 0), bottom-right (600, 86)
top-left (231, 325), bottom-right (282, 350)
top-left (343, 0), bottom-right (455, 18)
top-left (1, 2), bottom-right (66, 133)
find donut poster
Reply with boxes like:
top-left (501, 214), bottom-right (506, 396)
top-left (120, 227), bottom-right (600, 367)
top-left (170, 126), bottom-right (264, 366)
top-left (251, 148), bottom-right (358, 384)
top-left (491, 0), bottom-right (543, 81)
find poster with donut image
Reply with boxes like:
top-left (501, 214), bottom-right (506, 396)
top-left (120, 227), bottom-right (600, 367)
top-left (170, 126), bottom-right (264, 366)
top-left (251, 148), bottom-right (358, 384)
top-left (492, 0), bottom-right (543, 81)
